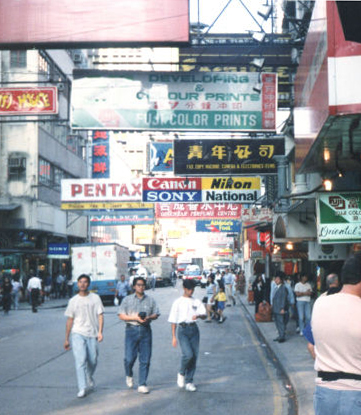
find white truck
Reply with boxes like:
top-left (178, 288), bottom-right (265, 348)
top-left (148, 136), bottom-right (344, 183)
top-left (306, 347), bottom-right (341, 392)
top-left (140, 256), bottom-right (176, 288)
top-left (71, 243), bottom-right (129, 302)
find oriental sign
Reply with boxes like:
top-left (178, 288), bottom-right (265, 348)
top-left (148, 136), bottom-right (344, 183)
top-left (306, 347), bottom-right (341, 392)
top-left (317, 192), bottom-right (361, 244)
top-left (174, 138), bottom-right (284, 175)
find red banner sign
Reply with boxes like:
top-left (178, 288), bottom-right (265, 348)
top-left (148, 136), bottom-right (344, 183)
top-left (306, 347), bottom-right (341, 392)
top-left (155, 203), bottom-right (242, 219)
top-left (0, 87), bottom-right (58, 115)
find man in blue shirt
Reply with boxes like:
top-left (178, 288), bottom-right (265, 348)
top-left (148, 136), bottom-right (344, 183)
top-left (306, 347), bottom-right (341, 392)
top-left (115, 274), bottom-right (131, 305)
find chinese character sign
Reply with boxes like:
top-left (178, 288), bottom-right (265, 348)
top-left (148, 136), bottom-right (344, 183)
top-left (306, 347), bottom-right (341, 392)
top-left (155, 203), bottom-right (242, 219)
top-left (174, 138), bottom-right (284, 175)
top-left (72, 72), bottom-right (277, 131)
top-left (92, 130), bottom-right (110, 178)
top-left (0, 87), bottom-right (58, 115)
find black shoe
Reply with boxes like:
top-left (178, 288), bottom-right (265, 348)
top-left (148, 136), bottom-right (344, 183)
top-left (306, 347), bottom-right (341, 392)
top-left (278, 338), bottom-right (286, 343)
top-left (273, 337), bottom-right (280, 342)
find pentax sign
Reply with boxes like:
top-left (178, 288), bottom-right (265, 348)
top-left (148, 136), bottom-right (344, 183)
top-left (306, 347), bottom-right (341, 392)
top-left (0, 87), bottom-right (58, 115)
top-left (61, 178), bottom-right (142, 204)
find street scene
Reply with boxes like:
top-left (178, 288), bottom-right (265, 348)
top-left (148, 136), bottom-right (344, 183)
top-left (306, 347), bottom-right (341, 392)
top-left (1, 1), bottom-right (361, 415)
top-left (0, 284), bottom-right (312, 415)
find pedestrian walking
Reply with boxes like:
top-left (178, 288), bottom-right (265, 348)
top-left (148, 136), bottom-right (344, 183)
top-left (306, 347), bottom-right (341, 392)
top-left (271, 275), bottom-right (288, 343)
top-left (294, 274), bottom-right (312, 336)
top-left (27, 273), bottom-right (42, 313)
top-left (56, 272), bottom-right (65, 299)
top-left (43, 273), bottom-right (52, 301)
top-left (64, 274), bottom-right (104, 398)
top-left (1, 276), bottom-right (12, 315)
top-left (312, 253), bottom-right (361, 415)
top-left (168, 279), bottom-right (206, 392)
top-left (214, 283), bottom-right (227, 323)
top-left (115, 274), bottom-right (131, 305)
top-left (11, 277), bottom-right (22, 310)
top-left (205, 274), bottom-right (216, 322)
top-left (150, 272), bottom-right (157, 291)
top-left (118, 277), bottom-right (159, 394)
top-left (252, 275), bottom-right (265, 314)
top-left (223, 267), bottom-right (236, 306)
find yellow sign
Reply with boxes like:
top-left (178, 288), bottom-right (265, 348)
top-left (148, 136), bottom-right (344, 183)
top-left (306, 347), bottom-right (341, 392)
top-left (61, 202), bottom-right (153, 210)
top-left (202, 177), bottom-right (261, 190)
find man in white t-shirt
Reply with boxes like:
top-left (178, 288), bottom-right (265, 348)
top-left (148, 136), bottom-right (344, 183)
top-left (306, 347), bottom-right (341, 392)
top-left (168, 279), bottom-right (206, 392)
top-left (223, 268), bottom-right (236, 306)
top-left (312, 253), bottom-right (361, 415)
top-left (294, 274), bottom-right (312, 335)
top-left (64, 274), bottom-right (104, 398)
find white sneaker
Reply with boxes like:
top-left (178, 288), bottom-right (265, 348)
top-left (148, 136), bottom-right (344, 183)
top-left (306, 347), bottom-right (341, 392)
top-left (77, 389), bottom-right (86, 398)
top-left (138, 385), bottom-right (149, 394)
top-left (185, 383), bottom-right (197, 392)
top-left (126, 376), bottom-right (133, 388)
top-left (177, 373), bottom-right (185, 388)
top-left (299, 332), bottom-right (303, 336)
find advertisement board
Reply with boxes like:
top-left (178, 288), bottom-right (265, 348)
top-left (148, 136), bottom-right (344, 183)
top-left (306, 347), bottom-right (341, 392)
top-left (61, 178), bottom-right (142, 203)
top-left (142, 177), bottom-right (260, 204)
top-left (308, 241), bottom-right (348, 261)
top-left (196, 220), bottom-right (241, 233)
top-left (72, 71), bottom-right (277, 131)
top-left (61, 202), bottom-right (152, 211)
top-left (0, 87), bottom-right (58, 115)
top-left (92, 131), bottom-right (110, 178)
top-left (173, 138), bottom-right (284, 175)
top-left (317, 192), bottom-right (361, 243)
top-left (0, 0), bottom-right (189, 47)
top-left (90, 209), bottom-right (154, 226)
top-left (148, 142), bottom-right (173, 173)
top-left (155, 203), bottom-right (242, 219)
top-left (47, 243), bottom-right (69, 259)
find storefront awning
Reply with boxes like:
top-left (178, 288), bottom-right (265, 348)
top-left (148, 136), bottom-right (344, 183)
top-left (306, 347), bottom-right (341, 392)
top-left (0, 204), bottom-right (21, 211)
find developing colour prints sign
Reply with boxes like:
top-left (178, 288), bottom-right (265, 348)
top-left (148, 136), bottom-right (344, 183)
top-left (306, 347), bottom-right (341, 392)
top-left (142, 177), bottom-right (260, 203)
top-left (317, 192), bottom-right (361, 243)
top-left (72, 72), bottom-right (277, 131)
top-left (0, 87), bottom-right (58, 115)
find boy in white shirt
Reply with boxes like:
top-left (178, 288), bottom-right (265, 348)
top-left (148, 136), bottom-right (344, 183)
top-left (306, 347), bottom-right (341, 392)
top-left (168, 279), bottom-right (206, 392)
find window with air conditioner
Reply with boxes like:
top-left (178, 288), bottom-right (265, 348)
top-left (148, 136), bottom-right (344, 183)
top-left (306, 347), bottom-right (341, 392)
top-left (8, 157), bottom-right (26, 180)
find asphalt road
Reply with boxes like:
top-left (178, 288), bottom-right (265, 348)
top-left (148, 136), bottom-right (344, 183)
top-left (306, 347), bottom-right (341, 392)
top-left (0, 283), bottom-right (292, 415)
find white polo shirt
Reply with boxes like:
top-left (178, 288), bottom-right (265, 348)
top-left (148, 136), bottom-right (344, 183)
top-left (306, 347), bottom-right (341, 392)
top-left (168, 296), bottom-right (206, 324)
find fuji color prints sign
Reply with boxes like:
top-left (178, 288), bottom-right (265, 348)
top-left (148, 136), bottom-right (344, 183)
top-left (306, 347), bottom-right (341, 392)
top-left (72, 72), bottom-right (277, 131)
top-left (0, 87), bottom-right (58, 115)
top-left (317, 192), bottom-right (361, 243)
top-left (61, 178), bottom-right (142, 204)
top-left (142, 177), bottom-right (260, 203)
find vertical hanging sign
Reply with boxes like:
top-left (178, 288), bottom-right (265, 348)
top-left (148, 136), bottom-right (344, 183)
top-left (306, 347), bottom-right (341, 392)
top-left (262, 73), bottom-right (276, 130)
top-left (92, 131), bottom-right (110, 178)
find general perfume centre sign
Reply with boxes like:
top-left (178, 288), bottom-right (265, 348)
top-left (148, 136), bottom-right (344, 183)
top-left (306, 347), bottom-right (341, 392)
top-left (317, 192), bottom-right (361, 243)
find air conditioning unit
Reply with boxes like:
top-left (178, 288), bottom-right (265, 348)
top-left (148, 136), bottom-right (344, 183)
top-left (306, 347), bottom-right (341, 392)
top-left (73, 53), bottom-right (82, 63)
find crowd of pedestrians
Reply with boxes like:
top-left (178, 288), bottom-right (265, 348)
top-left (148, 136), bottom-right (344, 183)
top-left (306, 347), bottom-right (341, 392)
top-left (0, 269), bottom-right (74, 314)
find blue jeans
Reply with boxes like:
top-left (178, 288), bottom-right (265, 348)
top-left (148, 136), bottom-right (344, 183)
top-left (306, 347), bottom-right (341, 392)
top-left (72, 333), bottom-right (98, 392)
top-left (178, 324), bottom-right (200, 384)
top-left (124, 325), bottom-right (152, 386)
top-left (297, 301), bottom-right (311, 332)
top-left (314, 385), bottom-right (361, 414)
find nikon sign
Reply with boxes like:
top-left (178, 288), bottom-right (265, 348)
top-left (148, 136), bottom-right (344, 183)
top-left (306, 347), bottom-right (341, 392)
top-left (72, 71), bottom-right (277, 131)
top-left (142, 177), bottom-right (261, 203)
top-left (317, 192), bottom-right (361, 244)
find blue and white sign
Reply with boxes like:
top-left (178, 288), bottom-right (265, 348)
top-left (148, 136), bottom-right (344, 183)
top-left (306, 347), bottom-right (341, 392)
top-left (47, 243), bottom-right (70, 258)
top-left (89, 209), bottom-right (154, 226)
top-left (149, 142), bottom-right (173, 173)
top-left (196, 219), bottom-right (241, 233)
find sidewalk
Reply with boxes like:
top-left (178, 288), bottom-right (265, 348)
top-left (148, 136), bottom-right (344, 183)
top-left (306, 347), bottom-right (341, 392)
top-left (18, 297), bottom-right (69, 311)
top-left (239, 294), bottom-right (315, 415)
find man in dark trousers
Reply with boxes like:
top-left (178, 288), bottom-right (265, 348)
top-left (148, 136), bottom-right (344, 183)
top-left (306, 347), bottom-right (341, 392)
top-left (271, 275), bottom-right (288, 343)
top-left (118, 277), bottom-right (159, 394)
